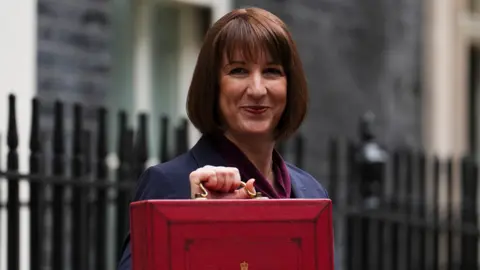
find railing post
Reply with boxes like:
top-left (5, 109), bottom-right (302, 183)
top-left (417, 153), bottom-right (427, 270)
top-left (83, 129), bottom-right (94, 269)
top-left (7, 94), bottom-right (20, 270)
top-left (71, 103), bottom-right (88, 270)
top-left (52, 100), bottom-right (65, 270)
top-left (461, 156), bottom-right (478, 270)
top-left (95, 107), bottom-right (108, 270)
top-left (175, 118), bottom-right (189, 157)
top-left (426, 157), bottom-right (440, 270)
top-left (409, 151), bottom-right (427, 270)
top-left (159, 115), bottom-right (169, 162)
top-left (405, 151), bottom-right (413, 270)
top-left (389, 151), bottom-right (401, 270)
top-left (446, 158), bottom-right (455, 270)
top-left (29, 97), bottom-right (43, 270)
top-left (116, 112), bottom-right (133, 260)
top-left (134, 113), bottom-right (148, 178)
top-left (345, 139), bottom-right (361, 270)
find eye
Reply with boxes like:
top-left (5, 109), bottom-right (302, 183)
top-left (228, 67), bottom-right (248, 75)
top-left (264, 67), bottom-right (283, 76)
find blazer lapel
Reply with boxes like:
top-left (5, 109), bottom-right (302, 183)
top-left (289, 172), bottom-right (307, 198)
top-left (190, 135), bottom-right (228, 168)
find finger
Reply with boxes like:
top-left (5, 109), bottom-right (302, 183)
top-left (189, 168), bottom-right (217, 197)
top-left (244, 178), bottom-right (256, 194)
top-left (199, 168), bottom-right (219, 189)
top-left (226, 168), bottom-right (243, 192)
top-left (213, 166), bottom-right (228, 191)
top-left (229, 178), bottom-right (256, 199)
top-left (189, 168), bottom-right (215, 185)
top-left (220, 167), bottom-right (240, 193)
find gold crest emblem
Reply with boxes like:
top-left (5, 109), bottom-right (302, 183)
top-left (240, 261), bottom-right (248, 270)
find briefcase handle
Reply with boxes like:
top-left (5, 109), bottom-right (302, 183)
top-left (194, 182), bottom-right (268, 200)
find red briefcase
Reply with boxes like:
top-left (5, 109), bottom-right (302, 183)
top-left (130, 199), bottom-right (334, 270)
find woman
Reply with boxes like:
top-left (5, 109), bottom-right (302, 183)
top-left (117, 7), bottom-right (329, 270)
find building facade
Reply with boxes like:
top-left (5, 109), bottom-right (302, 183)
top-left (1, 0), bottom-right (427, 178)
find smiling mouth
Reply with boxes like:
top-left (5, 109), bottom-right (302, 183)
top-left (242, 106), bottom-right (269, 114)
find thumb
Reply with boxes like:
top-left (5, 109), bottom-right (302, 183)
top-left (235, 178), bottom-right (256, 199)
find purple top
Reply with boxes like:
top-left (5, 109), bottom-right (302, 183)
top-left (208, 134), bottom-right (292, 199)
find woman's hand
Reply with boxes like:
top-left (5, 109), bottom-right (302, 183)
top-left (189, 165), bottom-right (256, 199)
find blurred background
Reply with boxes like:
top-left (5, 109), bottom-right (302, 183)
top-left (1, 0), bottom-right (479, 269)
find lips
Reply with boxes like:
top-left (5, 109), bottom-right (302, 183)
top-left (242, 105), bottom-right (269, 114)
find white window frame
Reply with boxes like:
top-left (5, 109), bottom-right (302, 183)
top-left (0, 2), bottom-right (37, 270)
top-left (131, 0), bottom-right (232, 156)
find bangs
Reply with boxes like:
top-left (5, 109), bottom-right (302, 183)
top-left (215, 15), bottom-right (290, 66)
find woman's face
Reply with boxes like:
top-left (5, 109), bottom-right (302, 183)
top-left (219, 50), bottom-right (287, 139)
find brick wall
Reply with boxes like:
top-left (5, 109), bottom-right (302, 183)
top-left (37, 0), bottom-right (112, 130)
top-left (35, 0), bottom-right (113, 169)
top-left (235, 0), bottom-right (423, 182)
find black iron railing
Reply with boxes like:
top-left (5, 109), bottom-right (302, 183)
top-left (0, 94), bottom-right (190, 270)
top-left (327, 136), bottom-right (480, 270)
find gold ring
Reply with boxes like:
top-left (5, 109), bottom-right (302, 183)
top-left (195, 182), bottom-right (256, 199)
top-left (239, 182), bottom-right (257, 198)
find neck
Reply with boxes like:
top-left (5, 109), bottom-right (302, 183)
top-left (224, 132), bottom-right (275, 183)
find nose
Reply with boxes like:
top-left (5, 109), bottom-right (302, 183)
top-left (247, 70), bottom-right (267, 98)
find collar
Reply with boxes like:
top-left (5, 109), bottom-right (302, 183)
top-left (190, 135), bottom-right (307, 198)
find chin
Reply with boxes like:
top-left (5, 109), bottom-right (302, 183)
top-left (231, 121), bottom-right (276, 138)
top-left (241, 127), bottom-right (274, 137)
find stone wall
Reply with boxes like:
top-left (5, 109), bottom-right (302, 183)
top-left (235, 0), bottom-right (424, 182)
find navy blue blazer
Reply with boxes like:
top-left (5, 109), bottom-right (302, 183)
top-left (117, 135), bottom-right (329, 270)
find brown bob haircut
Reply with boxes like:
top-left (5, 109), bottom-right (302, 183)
top-left (186, 7), bottom-right (308, 141)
